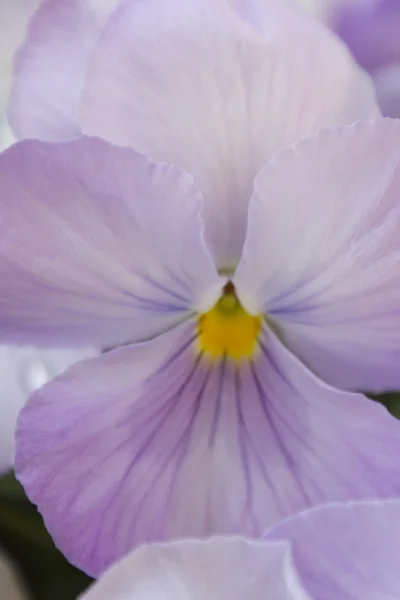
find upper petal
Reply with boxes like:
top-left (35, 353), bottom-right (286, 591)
top-left (266, 499), bottom-right (400, 600)
top-left (0, 137), bottom-right (221, 348)
top-left (0, 0), bottom-right (43, 117)
top-left (15, 320), bottom-right (400, 575)
top-left (75, 0), bottom-right (378, 267)
top-left (8, 0), bottom-right (120, 141)
top-left (234, 118), bottom-right (400, 392)
top-left (79, 537), bottom-right (311, 600)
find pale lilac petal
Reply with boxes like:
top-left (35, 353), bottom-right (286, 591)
top-left (79, 537), bottom-right (311, 600)
top-left (15, 321), bottom-right (400, 575)
top-left (0, 137), bottom-right (221, 347)
top-left (0, 0), bottom-right (43, 118)
top-left (0, 345), bottom-right (95, 476)
top-left (266, 499), bottom-right (400, 600)
top-left (8, 0), bottom-right (119, 141)
top-left (80, 0), bottom-right (378, 267)
top-left (234, 119), bottom-right (400, 392)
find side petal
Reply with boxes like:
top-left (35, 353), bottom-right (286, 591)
top-left (266, 499), bottom-right (400, 600)
top-left (7, 0), bottom-right (120, 141)
top-left (0, 137), bottom-right (222, 348)
top-left (0, 345), bottom-right (95, 475)
top-left (79, 537), bottom-right (311, 600)
top-left (234, 118), bottom-right (400, 392)
top-left (78, 0), bottom-right (378, 267)
top-left (15, 322), bottom-right (400, 575)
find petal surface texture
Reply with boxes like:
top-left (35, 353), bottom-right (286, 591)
top-left (0, 345), bottom-right (94, 475)
top-left (79, 537), bottom-right (311, 600)
top-left (266, 499), bottom-right (400, 600)
top-left (0, 137), bottom-right (221, 348)
top-left (16, 321), bottom-right (400, 575)
top-left (234, 119), bottom-right (400, 392)
top-left (8, 0), bottom-right (120, 141)
top-left (0, 0), bottom-right (44, 117)
top-left (10, 0), bottom-right (378, 266)
top-left (81, 0), bottom-right (378, 267)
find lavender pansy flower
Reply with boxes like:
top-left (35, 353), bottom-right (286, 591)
top-left (332, 0), bottom-right (400, 117)
top-left (80, 500), bottom-right (400, 600)
top-left (3, 118), bottom-right (400, 576)
top-left (1, 0), bottom-right (400, 578)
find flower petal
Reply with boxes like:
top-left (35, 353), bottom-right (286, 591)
top-left (266, 499), bottom-right (400, 600)
top-left (79, 537), bottom-right (311, 600)
top-left (8, 0), bottom-right (119, 141)
top-left (0, 0), bottom-right (43, 118)
top-left (16, 322), bottom-right (400, 575)
top-left (78, 0), bottom-right (378, 267)
top-left (0, 345), bottom-right (94, 476)
top-left (234, 118), bottom-right (400, 392)
top-left (0, 137), bottom-right (221, 348)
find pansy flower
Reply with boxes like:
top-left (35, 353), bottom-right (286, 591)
top-left (81, 500), bottom-right (400, 600)
top-left (2, 0), bottom-right (400, 578)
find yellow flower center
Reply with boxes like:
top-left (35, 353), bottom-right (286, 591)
top-left (197, 283), bottom-right (262, 361)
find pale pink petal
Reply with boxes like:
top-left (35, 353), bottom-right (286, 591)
top-left (234, 118), bottom-right (400, 392)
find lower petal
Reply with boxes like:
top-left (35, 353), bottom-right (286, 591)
top-left (15, 323), bottom-right (400, 576)
top-left (266, 499), bottom-right (400, 600)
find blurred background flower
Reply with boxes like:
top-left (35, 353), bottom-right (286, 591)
top-left (332, 0), bottom-right (400, 117)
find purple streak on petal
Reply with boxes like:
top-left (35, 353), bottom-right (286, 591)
top-left (16, 319), bottom-right (400, 576)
